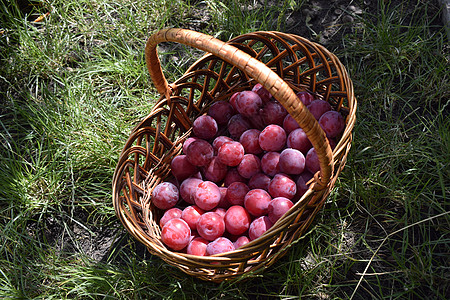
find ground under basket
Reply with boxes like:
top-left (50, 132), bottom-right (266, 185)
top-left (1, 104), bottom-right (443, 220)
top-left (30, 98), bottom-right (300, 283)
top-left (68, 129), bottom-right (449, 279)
top-left (112, 28), bottom-right (357, 282)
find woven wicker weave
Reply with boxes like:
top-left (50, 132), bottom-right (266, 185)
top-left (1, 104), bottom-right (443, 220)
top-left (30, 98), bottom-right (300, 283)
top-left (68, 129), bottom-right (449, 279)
top-left (112, 28), bottom-right (357, 282)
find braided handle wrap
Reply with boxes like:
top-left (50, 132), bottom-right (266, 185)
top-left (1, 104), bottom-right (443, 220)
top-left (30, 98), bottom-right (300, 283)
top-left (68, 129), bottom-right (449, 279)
top-left (145, 28), bottom-right (333, 188)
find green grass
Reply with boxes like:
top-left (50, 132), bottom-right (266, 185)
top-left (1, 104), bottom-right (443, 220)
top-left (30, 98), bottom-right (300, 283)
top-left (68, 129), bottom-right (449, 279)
top-left (1, 0), bottom-right (449, 298)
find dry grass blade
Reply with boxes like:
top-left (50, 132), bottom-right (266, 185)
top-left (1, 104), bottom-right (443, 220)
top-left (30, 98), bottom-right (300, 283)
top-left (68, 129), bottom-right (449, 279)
top-left (350, 211), bottom-right (450, 300)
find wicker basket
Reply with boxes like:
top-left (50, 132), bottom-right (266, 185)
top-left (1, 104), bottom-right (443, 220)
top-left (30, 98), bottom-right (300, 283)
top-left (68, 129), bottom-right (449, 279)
top-left (112, 28), bottom-right (356, 282)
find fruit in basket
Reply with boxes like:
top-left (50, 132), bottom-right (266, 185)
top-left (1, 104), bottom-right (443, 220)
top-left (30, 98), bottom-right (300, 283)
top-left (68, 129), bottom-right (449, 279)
top-left (328, 137), bottom-right (337, 150)
top-left (206, 237), bottom-right (235, 255)
top-left (287, 128), bottom-right (312, 154)
top-left (202, 156), bottom-right (228, 183)
top-left (261, 151), bottom-right (281, 177)
top-left (249, 216), bottom-right (272, 241)
top-left (307, 99), bottom-right (331, 120)
top-left (160, 207), bottom-right (183, 228)
top-left (252, 83), bottom-right (272, 103)
top-left (248, 173), bottom-right (271, 191)
top-left (244, 189), bottom-right (272, 217)
top-left (229, 92), bottom-right (240, 111)
top-left (217, 141), bottom-right (244, 167)
top-left (194, 181), bottom-right (221, 210)
top-left (217, 186), bottom-right (229, 208)
top-left (260, 100), bottom-right (287, 126)
top-left (193, 115), bottom-right (218, 140)
top-left (224, 205), bottom-right (251, 235)
top-left (226, 182), bottom-right (249, 206)
top-left (278, 148), bottom-right (305, 175)
top-left (239, 129), bottom-right (262, 155)
top-left (227, 114), bottom-right (251, 139)
top-left (268, 173), bottom-right (297, 199)
top-left (233, 236), bottom-right (250, 249)
top-left (235, 90), bottom-right (263, 117)
top-left (197, 212), bottom-right (225, 241)
top-left (296, 91), bottom-right (315, 106)
top-left (152, 182), bottom-right (179, 209)
top-left (259, 124), bottom-right (286, 152)
top-left (186, 139), bottom-right (214, 167)
top-left (237, 154), bottom-right (261, 179)
top-left (305, 147), bottom-right (320, 174)
top-left (296, 171), bottom-right (313, 198)
top-left (179, 177), bottom-right (203, 204)
top-left (170, 155), bottom-right (198, 181)
top-left (212, 207), bottom-right (227, 218)
top-left (283, 114), bottom-right (300, 133)
top-left (212, 136), bottom-right (233, 154)
top-left (208, 101), bottom-right (235, 125)
top-left (223, 167), bottom-right (246, 187)
top-left (268, 197), bottom-right (294, 223)
top-left (161, 218), bottom-right (191, 251)
top-left (187, 236), bottom-right (209, 256)
top-left (182, 137), bottom-right (199, 154)
top-left (319, 110), bottom-right (345, 138)
top-left (181, 205), bottom-right (204, 230)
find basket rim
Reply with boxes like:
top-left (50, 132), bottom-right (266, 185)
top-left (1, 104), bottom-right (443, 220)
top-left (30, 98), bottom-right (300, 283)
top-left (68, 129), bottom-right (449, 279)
top-left (113, 28), bottom-right (357, 281)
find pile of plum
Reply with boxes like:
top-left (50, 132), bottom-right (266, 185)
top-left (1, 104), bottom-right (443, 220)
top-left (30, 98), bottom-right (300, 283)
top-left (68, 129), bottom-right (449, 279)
top-left (150, 84), bottom-right (345, 256)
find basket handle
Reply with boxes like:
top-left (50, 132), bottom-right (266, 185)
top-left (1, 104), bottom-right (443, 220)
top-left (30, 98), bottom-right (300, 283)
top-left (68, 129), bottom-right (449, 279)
top-left (145, 28), bottom-right (333, 189)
